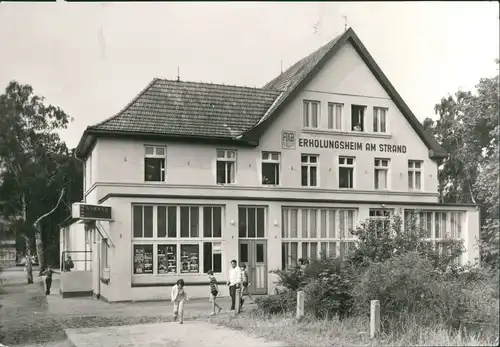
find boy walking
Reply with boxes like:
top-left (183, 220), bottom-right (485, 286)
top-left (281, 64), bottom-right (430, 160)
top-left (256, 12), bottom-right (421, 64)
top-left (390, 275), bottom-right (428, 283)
top-left (207, 270), bottom-right (222, 315)
top-left (171, 279), bottom-right (189, 324)
top-left (240, 263), bottom-right (254, 304)
top-left (41, 266), bottom-right (59, 295)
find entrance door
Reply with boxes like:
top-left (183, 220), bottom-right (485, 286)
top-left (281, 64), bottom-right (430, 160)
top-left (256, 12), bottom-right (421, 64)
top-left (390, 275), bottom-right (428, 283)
top-left (239, 240), bottom-right (267, 295)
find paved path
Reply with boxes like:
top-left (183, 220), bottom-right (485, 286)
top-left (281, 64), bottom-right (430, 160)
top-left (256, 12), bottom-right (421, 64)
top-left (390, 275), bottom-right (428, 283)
top-left (65, 321), bottom-right (286, 347)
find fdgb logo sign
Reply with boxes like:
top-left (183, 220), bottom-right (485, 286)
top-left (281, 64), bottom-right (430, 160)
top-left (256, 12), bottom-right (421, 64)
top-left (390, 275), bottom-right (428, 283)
top-left (281, 130), bottom-right (296, 149)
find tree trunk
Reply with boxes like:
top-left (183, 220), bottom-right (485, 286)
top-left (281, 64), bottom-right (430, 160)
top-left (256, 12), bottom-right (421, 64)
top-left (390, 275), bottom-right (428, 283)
top-left (25, 236), bottom-right (33, 284)
top-left (33, 188), bottom-right (65, 276)
top-left (21, 194), bottom-right (34, 284)
top-left (35, 230), bottom-right (45, 276)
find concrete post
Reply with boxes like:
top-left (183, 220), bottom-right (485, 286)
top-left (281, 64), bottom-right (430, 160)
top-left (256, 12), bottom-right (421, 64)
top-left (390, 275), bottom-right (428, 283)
top-left (296, 291), bottom-right (304, 319)
top-left (370, 300), bottom-right (380, 338)
top-left (234, 286), bottom-right (241, 316)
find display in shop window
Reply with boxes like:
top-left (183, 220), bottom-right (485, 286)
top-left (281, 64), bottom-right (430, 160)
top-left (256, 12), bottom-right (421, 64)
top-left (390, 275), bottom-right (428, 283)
top-left (180, 244), bottom-right (199, 273)
top-left (158, 244), bottom-right (177, 274)
top-left (134, 245), bottom-right (153, 274)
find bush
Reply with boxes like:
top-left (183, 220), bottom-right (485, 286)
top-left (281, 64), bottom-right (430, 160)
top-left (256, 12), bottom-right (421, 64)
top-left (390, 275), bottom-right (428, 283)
top-left (302, 257), bottom-right (356, 319)
top-left (349, 213), bottom-right (465, 273)
top-left (270, 265), bottom-right (305, 291)
top-left (255, 289), bottom-right (297, 315)
top-left (351, 252), bottom-right (470, 329)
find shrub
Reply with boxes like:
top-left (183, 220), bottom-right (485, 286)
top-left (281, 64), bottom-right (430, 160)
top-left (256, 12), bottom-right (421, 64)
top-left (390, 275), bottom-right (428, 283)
top-left (269, 265), bottom-right (305, 291)
top-left (302, 256), bottom-right (356, 319)
top-left (351, 251), bottom-right (468, 329)
top-left (349, 213), bottom-right (465, 273)
top-left (255, 289), bottom-right (297, 315)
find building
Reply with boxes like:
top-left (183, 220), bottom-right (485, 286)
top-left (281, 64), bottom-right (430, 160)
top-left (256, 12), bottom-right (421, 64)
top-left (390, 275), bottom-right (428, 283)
top-left (0, 216), bottom-right (16, 268)
top-left (64, 28), bottom-right (480, 303)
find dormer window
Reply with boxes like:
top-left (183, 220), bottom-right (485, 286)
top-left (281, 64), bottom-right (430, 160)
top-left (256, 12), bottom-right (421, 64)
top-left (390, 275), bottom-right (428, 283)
top-left (351, 105), bottom-right (365, 132)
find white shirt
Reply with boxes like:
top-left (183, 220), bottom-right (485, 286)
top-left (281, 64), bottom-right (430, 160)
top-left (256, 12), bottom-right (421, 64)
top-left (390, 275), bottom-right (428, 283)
top-left (228, 266), bottom-right (242, 286)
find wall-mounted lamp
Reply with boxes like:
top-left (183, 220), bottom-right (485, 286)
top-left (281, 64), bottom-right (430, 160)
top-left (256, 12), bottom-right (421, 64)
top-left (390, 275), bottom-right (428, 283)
top-left (273, 220), bottom-right (279, 226)
top-left (381, 204), bottom-right (386, 208)
top-left (230, 220), bottom-right (235, 225)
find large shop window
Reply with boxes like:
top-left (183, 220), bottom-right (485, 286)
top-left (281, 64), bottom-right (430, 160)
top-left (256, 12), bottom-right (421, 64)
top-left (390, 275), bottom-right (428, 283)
top-left (404, 210), bottom-right (464, 266)
top-left (238, 207), bottom-right (266, 238)
top-left (282, 208), bottom-right (356, 269)
top-left (132, 205), bottom-right (224, 275)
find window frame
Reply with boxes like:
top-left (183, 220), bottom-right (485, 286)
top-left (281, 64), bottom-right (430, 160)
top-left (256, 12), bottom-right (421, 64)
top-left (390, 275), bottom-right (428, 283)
top-left (238, 206), bottom-right (267, 239)
top-left (374, 158), bottom-right (390, 190)
top-left (303, 100), bottom-right (321, 129)
top-left (132, 204), bottom-right (224, 276)
top-left (403, 209), bottom-right (465, 266)
top-left (216, 149), bottom-right (237, 184)
top-left (261, 151), bottom-right (281, 186)
top-left (301, 154), bottom-right (319, 187)
top-left (338, 156), bottom-right (355, 189)
top-left (408, 160), bottom-right (423, 191)
top-left (282, 207), bottom-right (357, 269)
top-left (351, 105), bottom-right (366, 132)
top-left (328, 102), bottom-right (344, 130)
top-left (144, 145), bottom-right (166, 183)
top-left (373, 107), bottom-right (388, 133)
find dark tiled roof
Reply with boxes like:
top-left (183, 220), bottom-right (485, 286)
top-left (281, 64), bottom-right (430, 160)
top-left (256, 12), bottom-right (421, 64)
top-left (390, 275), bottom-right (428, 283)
top-left (90, 79), bottom-right (281, 138)
top-left (80, 28), bottom-right (446, 159)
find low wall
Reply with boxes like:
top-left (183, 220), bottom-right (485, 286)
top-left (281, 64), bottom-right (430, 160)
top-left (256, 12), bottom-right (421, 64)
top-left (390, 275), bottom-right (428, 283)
top-left (60, 271), bottom-right (93, 298)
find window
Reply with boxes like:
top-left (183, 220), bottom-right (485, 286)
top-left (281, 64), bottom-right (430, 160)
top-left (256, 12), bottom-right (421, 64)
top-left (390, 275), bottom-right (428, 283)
top-left (369, 208), bottom-right (393, 235)
top-left (203, 207), bottom-right (222, 238)
top-left (216, 150), bottom-right (236, 184)
top-left (132, 205), bottom-right (223, 276)
top-left (408, 160), bottom-right (423, 191)
top-left (133, 205), bottom-right (153, 238)
top-left (133, 244), bottom-right (153, 274)
top-left (262, 152), bottom-right (280, 185)
top-left (374, 158), bottom-right (389, 190)
top-left (144, 146), bottom-right (166, 182)
top-left (100, 238), bottom-right (109, 278)
top-left (404, 210), bottom-right (464, 266)
top-left (351, 105), bottom-right (365, 131)
top-left (301, 154), bottom-right (318, 187)
top-left (180, 206), bottom-right (199, 238)
top-left (373, 107), bottom-right (387, 133)
top-left (338, 156), bottom-right (355, 188)
top-left (203, 242), bottom-right (222, 273)
top-left (238, 207), bottom-right (266, 238)
top-left (157, 206), bottom-right (177, 238)
top-left (282, 208), bottom-right (356, 268)
top-left (303, 100), bottom-right (320, 128)
top-left (328, 103), bottom-right (343, 130)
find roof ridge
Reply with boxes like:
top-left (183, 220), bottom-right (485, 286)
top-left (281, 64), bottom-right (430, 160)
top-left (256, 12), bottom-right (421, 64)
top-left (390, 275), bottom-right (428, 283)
top-left (155, 78), bottom-right (277, 94)
top-left (89, 78), bottom-right (159, 130)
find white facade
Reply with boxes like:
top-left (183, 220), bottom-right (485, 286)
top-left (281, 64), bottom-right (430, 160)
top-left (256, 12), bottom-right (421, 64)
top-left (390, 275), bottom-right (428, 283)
top-left (66, 36), bottom-right (481, 303)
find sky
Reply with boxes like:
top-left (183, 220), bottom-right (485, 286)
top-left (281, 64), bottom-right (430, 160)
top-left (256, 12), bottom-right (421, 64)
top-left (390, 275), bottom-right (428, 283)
top-left (0, 1), bottom-right (498, 149)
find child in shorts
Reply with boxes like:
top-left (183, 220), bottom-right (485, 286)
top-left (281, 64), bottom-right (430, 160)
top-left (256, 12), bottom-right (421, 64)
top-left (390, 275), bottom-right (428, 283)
top-left (171, 279), bottom-right (189, 324)
top-left (240, 263), bottom-right (254, 303)
top-left (207, 270), bottom-right (222, 315)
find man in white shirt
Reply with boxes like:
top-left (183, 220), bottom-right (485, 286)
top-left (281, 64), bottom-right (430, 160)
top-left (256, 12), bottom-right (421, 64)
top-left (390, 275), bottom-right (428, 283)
top-left (227, 259), bottom-right (244, 311)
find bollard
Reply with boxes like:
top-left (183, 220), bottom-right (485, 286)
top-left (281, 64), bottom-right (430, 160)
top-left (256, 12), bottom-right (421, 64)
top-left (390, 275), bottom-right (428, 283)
top-left (234, 286), bottom-right (241, 316)
top-left (370, 300), bottom-right (380, 338)
top-left (296, 290), bottom-right (304, 319)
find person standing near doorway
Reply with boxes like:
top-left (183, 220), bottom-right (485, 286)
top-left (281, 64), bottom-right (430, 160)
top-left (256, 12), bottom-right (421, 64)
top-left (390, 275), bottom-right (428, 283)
top-left (227, 259), bottom-right (243, 311)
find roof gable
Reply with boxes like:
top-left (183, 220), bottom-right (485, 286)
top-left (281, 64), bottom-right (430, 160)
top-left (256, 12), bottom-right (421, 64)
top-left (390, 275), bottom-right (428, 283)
top-left (243, 28), bottom-right (447, 159)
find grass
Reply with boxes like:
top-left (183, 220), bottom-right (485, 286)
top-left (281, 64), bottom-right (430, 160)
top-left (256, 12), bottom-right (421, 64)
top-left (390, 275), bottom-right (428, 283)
top-left (208, 309), bottom-right (499, 347)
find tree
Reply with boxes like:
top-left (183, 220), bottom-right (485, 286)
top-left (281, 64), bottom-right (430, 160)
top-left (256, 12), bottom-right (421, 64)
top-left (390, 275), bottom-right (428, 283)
top-left (423, 62), bottom-right (499, 267)
top-left (0, 81), bottom-right (81, 283)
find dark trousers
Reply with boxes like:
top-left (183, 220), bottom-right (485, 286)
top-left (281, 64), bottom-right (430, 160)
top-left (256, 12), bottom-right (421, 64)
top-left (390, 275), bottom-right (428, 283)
top-left (45, 277), bottom-right (52, 295)
top-left (229, 285), bottom-right (244, 310)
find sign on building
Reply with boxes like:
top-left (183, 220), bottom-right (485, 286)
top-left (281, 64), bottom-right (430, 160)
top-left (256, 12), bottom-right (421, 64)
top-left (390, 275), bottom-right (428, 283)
top-left (281, 130), bottom-right (296, 149)
top-left (72, 203), bottom-right (112, 221)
